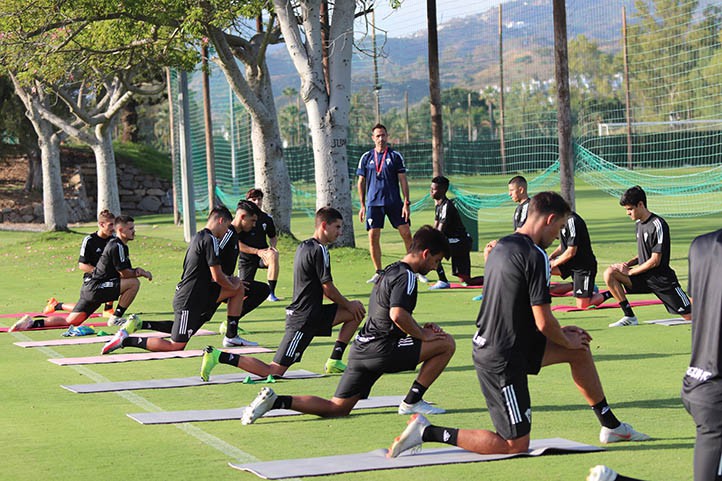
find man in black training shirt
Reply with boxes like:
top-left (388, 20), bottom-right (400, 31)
top-left (683, 229), bottom-right (722, 481)
top-left (428, 176), bottom-right (484, 290)
top-left (238, 225), bottom-right (456, 425)
top-left (387, 192), bottom-right (649, 458)
top-left (604, 186), bottom-right (691, 327)
top-left (101, 207), bottom-right (245, 354)
top-left (40, 209), bottom-right (117, 318)
top-left (12, 215), bottom-right (152, 332)
top-left (549, 211), bottom-right (612, 308)
top-left (199, 207), bottom-right (366, 380)
top-left (240, 188), bottom-right (281, 302)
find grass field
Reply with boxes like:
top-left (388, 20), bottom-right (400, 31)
top-left (0, 178), bottom-right (711, 481)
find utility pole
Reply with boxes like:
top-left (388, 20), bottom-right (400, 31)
top-left (553, 0), bottom-right (575, 209)
top-left (372, 8), bottom-right (381, 123)
top-left (427, 0), bottom-right (444, 176)
top-left (178, 71), bottom-right (196, 242)
top-left (201, 44), bottom-right (216, 211)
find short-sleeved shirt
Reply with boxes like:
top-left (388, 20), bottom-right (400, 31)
top-left (559, 212), bottom-right (596, 271)
top-left (85, 238), bottom-right (132, 290)
top-left (239, 211), bottom-right (276, 252)
top-left (473, 233), bottom-right (550, 375)
top-left (682, 229), bottom-right (722, 407)
top-left (218, 226), bottom-right (240, 276)
top-left (78, 233), bottom-right (112, 278)
top-left (356, 147), bottom-right (406, 207)
top-left (351, 261), bottom-right (418, 359)
top-left (435, 198), bottom-right (468, 242)
top-left (285, 238), bottom-right (333, 329)
top-left (173, 228), bottom-right (222, 309)
top-left (513, 198), bottom-right (530, 230)
top-left (636, 213), bottom-right (677, 283)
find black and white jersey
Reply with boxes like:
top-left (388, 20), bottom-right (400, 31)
top-left (559, 212), bottom-right (596, 271)
top-left (636, 213), bottom-right (676, 281)
top-left (435, 198), bottom-right (468, 242)
top-left (513, 198), bottom-right (530, 230)
top-left (473, 233), bottom-right (550, 374)
top-left (352, 261), bottom-right (418, 358)
top-left (87, 238), bottom-right (132, 288)
top-left (682, 229), bottom-right (722, 405)
top-left (239, 211), bottom-right (276, 254)
top-left (173, 228), bottom-right (222, 309)
top-left (285, 238), bottom-right (332, 328)
top-left (78, 233), bottom-right (112, 278)
top-left (218, 226), bottom-right (240, 276)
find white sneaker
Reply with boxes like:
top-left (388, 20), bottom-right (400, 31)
top-left (9, 315), bottom-right (34, 332)
top-left (101, 329), bottom-right (128, 355)
top-left (417, 273), bottom-right (428, 283)
top-left (587, 465), bottom-right (618, 481)
top-left (107, 315), bottom-right (127, 327)
top-left (241, 387), bottom-right (277, 425)
top-left (429, 281), bottom-right (450, 290)
top-left (608, 316), bottom-right (638, 327)
top-left (366, 272), bottom-right (381, 284)
top-left (599, 422), bottom-right (650, 443)
top-left (398, 399), bottom-right (445, 415)
top-left (387, 414), bottom-right (430, 458)
top-left (222, 335), bottom-right (259, 348)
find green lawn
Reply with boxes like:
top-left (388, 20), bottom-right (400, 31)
top-left (0, 178), bottom-right (710, 481)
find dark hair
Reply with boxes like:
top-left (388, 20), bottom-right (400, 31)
top-left (619, 185), bottom-right (647, 208)
top-left (236, 199), bottom-right (260, 216)
top-left (115, 214), bottom-right (134, 226)
top-left (371, 123), bottom-right (387, 134)
top-left (97, 209), bottom-right (115, 222)
top-left (246, 188), bottom-right (263, 200)
top-left (529, 192), bottom-right (571, 218)
top-left (315, 207), bottom-right (343, 226)
top-left (409, 225), bottom-right (450, 259)
top-left (508, 175), bottom-right (527, 189)
top-left (431, 176), bottom-right (450, 190)
top-left (209, 206), bottom-right (233, 222)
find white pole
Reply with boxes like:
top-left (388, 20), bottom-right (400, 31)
top-left (229, 84), bottom-right (237, 194)
top-left (178, 71), bottom-right (196, 242)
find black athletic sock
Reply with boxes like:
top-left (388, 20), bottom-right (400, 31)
top-left (436, 266), bottom-right (449, 283)
top-left (272, 396), bottom-right (292, 410)
top-left (615, 475), bottom-right (646, 481)
top-left (422, 425), bottom-right (459, 446)
top-left (601, 290), bottom-right (613, 301)
top-left (404, 380), bottom-right (428, 405)
top-left (31, 319), bottom-right (45, 328)
top-left (330, 341), bottom-right (347, 361)
top-left (113, 305), bottom-right (128, 318)
top-left (218, 351), bottom-right (238, 366)
top-left (592, 397), bottom-right (621, 429)
top-left (226, 315), bottom-right (241, 338)
top-left (121, 336), bottom-right (148, 350)
top-left (268, 280), bottom-right (277, 296)
top-left (55, 302), bottom-right (65, 312)
top-left (619, 300), bottom-right (635, 318)
top-left (142, 320), bottom-right (173, 333)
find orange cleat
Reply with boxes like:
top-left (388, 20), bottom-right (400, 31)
top-left (42, 297), bottom-right (59, 315)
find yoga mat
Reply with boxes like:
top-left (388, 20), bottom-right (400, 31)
top-left (644, 318), bottom-right (691, 326)
top-left (229, 438), bottom-right (603, 479)
top-left (552, 298), bottom-right (663, 312)
top-left (0, 312), bottom-right (102, 319)
top-left (48, 346), bottom-right (272, 366)
top-left (128, 395), bottom-right (406, 425)
top-left (14, 329), bottom-right (216, 348)
top-left (448, 283), bottom-right (483, 289)
top-left (62, 369), bottom-right (322, 394)
top-left (0, 320), bottom-right (105, 333)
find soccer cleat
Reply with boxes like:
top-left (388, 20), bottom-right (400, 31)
top-left (103, 307), bottom-right (115, 318)
top-left (366, 272), bottom-right (381, 284)
top-left (241, 387), bottom-right (277, 425)
top-left (428, 281), bottom-right (450, 290)
top-left (416, 273), bottom-right (428, 283)
top-left (324, 358), bottom-right (346, 374)
top-left (267, 293), bottom-right (280, 302)
top-left (42, 297), bottom-right (59, 314)
top-left (121, 314), bottom-right (142, 334)
top-left (387, 414), bottom-right (431, 458)
top-left (200, 346), bottom-right (220, 382)
top-left (222, 335), bottom-right (259, 348)
top-left (9, 315), bottom-right (34, 332)
top-left (599, 422), bottom-right (650, 444)
top-left (398, 399), bottom-right (446, 415)
top-left (101, 328), bottom-right (128, 355)
top-left (608, 316), bottom-right (638, 328)
top-left (107, 315), bottom-right (127, 327)
top-left (586, 465), bottom-right (619, 481)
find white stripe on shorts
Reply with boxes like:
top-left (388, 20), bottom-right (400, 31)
top-left (502, 384), bottom-right (522, 424)
top-left (285, 331), bottom-right (304, 358)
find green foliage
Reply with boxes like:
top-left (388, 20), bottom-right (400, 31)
top-left (113, 141), bottom-right (173, 180)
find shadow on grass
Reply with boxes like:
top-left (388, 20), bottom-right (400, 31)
top-left (593, 352), bottom-right (687, 362)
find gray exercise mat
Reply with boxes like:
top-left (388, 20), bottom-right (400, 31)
top-left (61, 369), bottom-right (322, 394)
top-left (644, 318), bottom-right (691, 326)
top-left (15, 329), bottom-right (216, 348)
top-left (229, 438), bottom-right (603, 479)
top-left (127, 395), bottom-right (406, 425)
top-left (48, 346), bottom-right (272, 365)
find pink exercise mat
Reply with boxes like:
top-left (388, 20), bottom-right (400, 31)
top-left (552, 298), bottom-right (663, 312)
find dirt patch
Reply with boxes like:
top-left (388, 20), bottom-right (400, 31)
top-left (0, 156), bottom-right (42, 210)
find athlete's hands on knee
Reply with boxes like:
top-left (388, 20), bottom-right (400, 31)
top-left (229, 275), bottom-right (243, 291)
top-left (135, 268), bottom-right (153, 281)
top-left (420, 325), bottom-right (449, 342)
top-left (562, 325), bottom-right (591, 350)
top-left (483, 240), bottom-right (498, 262)
top-left (423, 322), bottom-right (445, 334)
top-left (609, 262), bottom-right (629, 275)
top-left (347, 299), bottom-right (366, 322)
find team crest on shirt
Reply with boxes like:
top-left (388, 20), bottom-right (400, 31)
top-left (644, 232), bottom-right (648, 242)
top-left (525, 408), bottom-right (532, 423)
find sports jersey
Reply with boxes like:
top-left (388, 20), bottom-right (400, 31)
top-left (513, 198), bottom-right (530, 230)
top-left (173, 228), bottom-right (222, 309)
top-left (78, 233), bottom-right (113, 279)
top-left (356, 147), bottom-right (406, 207)
top-left (473, 232), bottom-right (550, 374)
top-left (352, 261), bottom-right (418, 359)
top-left (682, 229), bottom-right (722, 406)
top-left (239, 211), bottom-right (276, 251)
top-left (86, 237), bottom-right (132, 289)
top-left (435, 198), bottom-right (468, 241)
top-left (635, 213), bottom-right (677, 282)
top-left (218, 226), bottom-right (240, 276)
top-left (559, 212), bottom-right (596, 271)
top-left (285, 238), bottom-right (332, 328)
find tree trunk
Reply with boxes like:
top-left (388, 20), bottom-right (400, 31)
top-left (24, 147), bottom-right (42, 192)
top-left (37, 122), bottom-right (69, 231)
top-left (91, 125), bottom-right (121, 216)
top-left (120, 97), bottom-right (138, 143)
